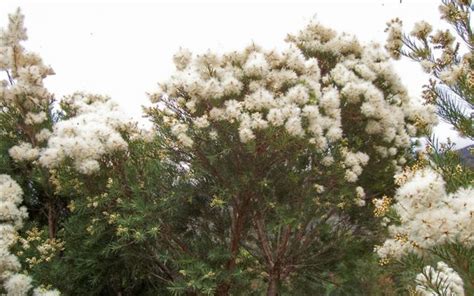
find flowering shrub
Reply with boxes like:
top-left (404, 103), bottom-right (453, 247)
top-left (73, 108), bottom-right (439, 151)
top-left (0, 174), bottom-right (59, 296)
top-left (146, 20), bottom-right (437, 294)
top-left (376, 168), bottom-right (473, 262)
top-left (0, 5), bottom-right (464, 296)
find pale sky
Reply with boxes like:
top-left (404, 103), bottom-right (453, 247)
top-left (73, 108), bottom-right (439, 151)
top-left (0, 0), bottom-right (472, 148)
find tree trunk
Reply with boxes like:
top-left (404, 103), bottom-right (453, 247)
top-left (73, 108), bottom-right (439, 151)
top-left (215, 195), bottom-right (252, 295)
top-left (215, 283), bottom-right (230, 296)
top-left (267, 275), bottom-right (279, 296)
top-left (47, 200), bottom-right (56, 239)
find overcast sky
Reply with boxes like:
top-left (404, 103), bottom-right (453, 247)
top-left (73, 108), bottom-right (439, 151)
top-left (0, 0), bottom-right (472, 148)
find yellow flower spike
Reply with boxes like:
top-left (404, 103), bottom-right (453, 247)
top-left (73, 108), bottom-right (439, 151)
top-left (373, 196), bottom-right (392, 217)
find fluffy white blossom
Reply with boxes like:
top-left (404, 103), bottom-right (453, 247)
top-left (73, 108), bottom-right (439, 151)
top-left (385, 18), bottom-right (403, 59)
top-left (321, 156), bottom-right (334, 167)
top-left (239, 127), bottom-right (255, 143)
top-left (354, 198), bottom-right (366, 207)
top-left (244, 52), bottom-right (269, 77)
top-left (35, 128), bottom-right (52, 143)
top-left (173, 48), bottom-right (192, 71)
top-left (0, 8), bottom-right (54, 111)
top-left (24, 111), bottom-right (47, 125)
top-left (0, 175), bottom-right (27, 230)
top-left (170, 122), bottom-right (194, 147)
top-left (376, 168), bottom-right (474, 261)
top-left (0, 9), bottom-right (27, 67)
top-left (285, 116), bottom-right (304, 137)
top-left (0, 174), bottom-right (59, 294)
top-left (4, 273), bottom-right (32, 296)
top-left (356, 186), bottom-right (365, 198)
top-left (439, 64), bottom-right (465, 86)
top-left (420, 60), bottom-right (435, 73)
top-left (8, 142), bottom-right (40, 162)
top-left (410, 21), bottom-right (432, 39)
top-left (0, 175), bottom-right (28, 286)
top-left (33, 288), bottom-right (61, 296)
top-left (415, 262), bottom-right (465, 296)
top-left (286, 84), bottom-right (309, 105)
top-left (342, 151), bottom-right (369, 183)
top-left (194, 115), bottom-right (210, 129)
top-left (39, 93), bottom-right (130, 175)
top-left (209, 130), bottom-right (218, 140)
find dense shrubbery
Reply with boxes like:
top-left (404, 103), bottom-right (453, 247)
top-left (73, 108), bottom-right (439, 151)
top-left (0, 1), bottom-right (472, 295)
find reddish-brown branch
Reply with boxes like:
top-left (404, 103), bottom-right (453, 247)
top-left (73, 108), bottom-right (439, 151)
top-left (47, 200), bottom-right (56, 239)
top-left (216, 193), bottom-right (253, 296)
top-left (253, 213), bottom-right (274, 268)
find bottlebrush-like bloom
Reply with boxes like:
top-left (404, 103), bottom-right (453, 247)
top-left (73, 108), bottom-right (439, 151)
top-left (39, 93), bottom-right (130, 175)
top-left (415, 262), bottom-right (465, 296)
top-left (376, 168), bottom-right (474, 261)
top-left (0, 175), bottom-right (27, 230)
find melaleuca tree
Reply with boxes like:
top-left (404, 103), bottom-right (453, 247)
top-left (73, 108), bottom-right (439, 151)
top-left (0, 8), bottom-right (62, 240)
top-left (380, 1), bottom-right (474, 294)
top-left (147, 21), bottom-right (437, 295)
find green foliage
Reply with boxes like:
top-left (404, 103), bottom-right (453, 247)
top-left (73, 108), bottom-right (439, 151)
top-left (426, 136), bottom-right (474, 192)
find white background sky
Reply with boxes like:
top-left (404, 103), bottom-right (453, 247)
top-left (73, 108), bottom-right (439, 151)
top-left (0, 0), bottom-right (472, 148)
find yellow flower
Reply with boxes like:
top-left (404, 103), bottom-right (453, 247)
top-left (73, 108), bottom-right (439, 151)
top-left (210, 195), bottom-right (225, 208)
top-left (67, 200), bottom-right (76, 212)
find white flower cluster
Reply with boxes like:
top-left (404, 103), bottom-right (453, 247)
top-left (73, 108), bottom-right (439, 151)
top-left (354, 186), bottom-right (366, 206)
top-left (33, 287), bottom-right (61, 296)
top-left (170, 123), bottom-right (193, 148)
top-left (385, 18), bottom-right (404, 60)
top-left (0, 9), bottom-right (54, 107)
top-left (410, 21), bottom-right (433, 39)
top-left (0, 9), bottom-right (54, 163)
top-left (439, 64), bottom-right (465, 86)
top-left (39, 93), bottom-right (130, 175)
top-left (415, 261), bottom-right (465, 296)
top-left (0, 174), bottom-right (27, 230)
top-left (376, 168), bottom-right (474, 261)
top-left (8, 142), bottom-right (40, 162)
top-left (0, 9), bottom-right (53, 116)
top-left (153, 22), bottom-right (436, 175)
top-left (0, 175), bottom-right (24, 284)
top-left (1, 10), bottom-right (144, 176)
top-left (3, 274), bottom-right (32, 296)
top-left (341, 150), bottom-right (370, 183)
top-left (0, 174), bottom-right (59, 295)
